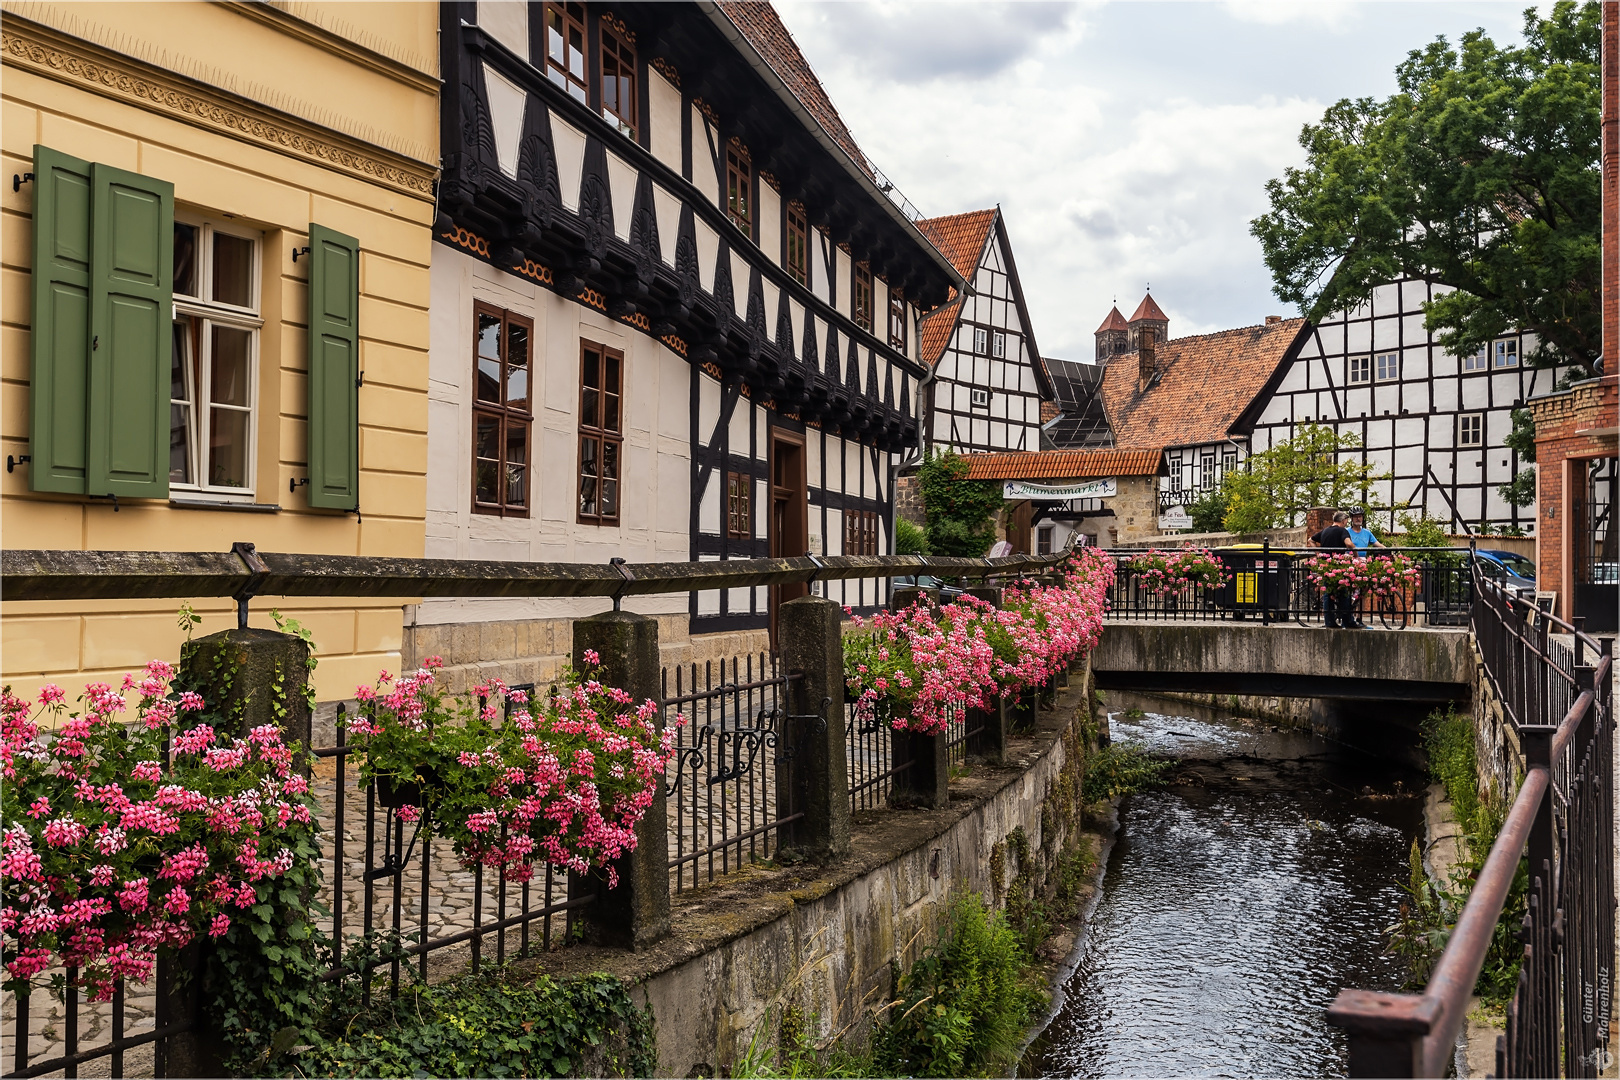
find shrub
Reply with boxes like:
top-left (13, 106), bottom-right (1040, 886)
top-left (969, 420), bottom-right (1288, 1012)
top-left (872, 893), bottom-right (1045, 1077)
top-left (1187, 486), bottom-right (1231, 533)
top-left (894, 517), bottom-right (931, 556)
top-left (298, 970), bottom-right (655, 1078)
top-left (917, 451), bottom-right (1002, 557)
top-left (1082, 744), bottom-right (1173, 802)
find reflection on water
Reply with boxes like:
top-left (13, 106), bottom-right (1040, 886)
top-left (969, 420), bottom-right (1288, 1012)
top-left (1022, 702), bottom-right (1422, 1079)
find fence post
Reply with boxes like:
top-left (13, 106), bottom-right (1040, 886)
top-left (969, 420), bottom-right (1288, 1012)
top-left (777, 595), bottom-right (851, 858)
top-left (167, 628), bottom-right (312, 1076)
top-left (571, 611), bottom-right (670, 949)
top-left (889, 586), bottom-right (948, 807)
top-left (963, 585), bottom-right (1009, 764)
top-left (1325, 989), bottom-right (1436, 1077)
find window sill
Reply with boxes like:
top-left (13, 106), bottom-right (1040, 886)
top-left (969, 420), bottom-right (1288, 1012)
top-left (169, 497), bottom-right (281, 513)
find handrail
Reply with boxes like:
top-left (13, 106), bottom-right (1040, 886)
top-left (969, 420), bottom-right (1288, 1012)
top-left (0, 546), bottom-right (1073, 603)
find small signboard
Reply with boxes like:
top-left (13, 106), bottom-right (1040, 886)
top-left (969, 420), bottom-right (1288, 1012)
top-left (1002, 477), bottom-right (1117, 501)
top-left (1158, 506), bottom-right (1193, 531)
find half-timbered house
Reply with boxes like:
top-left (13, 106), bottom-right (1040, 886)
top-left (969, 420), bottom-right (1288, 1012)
top-left (1247, 279), bottom-right (1563, 534)
top-left (1094, 295), bottom-right (1309, 523)
top-left (913, 207), bottom-right (1054, 455)
top-left (412, 1), bottom-right (962, 685)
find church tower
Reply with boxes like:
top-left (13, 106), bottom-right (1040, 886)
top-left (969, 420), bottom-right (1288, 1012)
top-left (1094, 306), bottom-right (1129, 362)
top-left (1128, 292), bottom-right (1169, 352)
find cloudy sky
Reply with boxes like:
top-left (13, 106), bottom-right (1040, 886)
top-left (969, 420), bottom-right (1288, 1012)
top-left (774, 1), bottom-right (1537, 362)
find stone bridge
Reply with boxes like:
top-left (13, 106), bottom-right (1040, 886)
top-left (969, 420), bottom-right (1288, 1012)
top-left (1093, 622), bottom-right (1472, 703)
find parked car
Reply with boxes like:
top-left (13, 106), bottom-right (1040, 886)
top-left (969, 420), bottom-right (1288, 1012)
top-left (1476, 549), bottom-right (1538, 596)
top-left (891, 574), bottom-right (968, 601)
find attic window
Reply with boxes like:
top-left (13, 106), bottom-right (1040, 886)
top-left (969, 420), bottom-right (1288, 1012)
top-left (973, 326), bottom-right (988, 354)
top-left (992, 331), bottom-right (1006, 358)
top-left (971, 388), bottom-right (990, 409)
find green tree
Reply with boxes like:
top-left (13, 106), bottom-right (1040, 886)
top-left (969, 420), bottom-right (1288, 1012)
top-left (1222, 424), bottom-right (1392, 532)
top-left (916, 450), bottom-right (1004, 557)
top-left (1251, 2), bottom-right (1600, 375)
top-left (1498, 406), bottom-right (1538, 507)
top-left (1187, 486), bottom-right (1231, 533)
top-left (894, 516), bottom-right (932, 556)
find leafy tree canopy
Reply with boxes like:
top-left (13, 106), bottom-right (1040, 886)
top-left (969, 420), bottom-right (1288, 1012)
top-left (1251, 2), bottom-right (1600, 374)
top-left (917, 450), bottom-right (1004, 557)
top-left (1222, 423), bottom-right (1392, 532)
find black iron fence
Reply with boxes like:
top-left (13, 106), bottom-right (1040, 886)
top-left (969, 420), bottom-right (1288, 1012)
top-left (1328, 565), bottom-right (1615, 1077)
top-left (661, 655), bottom-right (800, 891)
top-left (846, 701), bottom-right (909, 813)
top-left (1101, 545), bottom-right (1478, 628)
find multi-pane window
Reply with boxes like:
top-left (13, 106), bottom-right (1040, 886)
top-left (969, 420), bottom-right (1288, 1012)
top-left (170, 216), bottom-right (261, 496)
top-left (970, 388), bottom-right (990, 409)
top-left (1199, 452), bottom-right (1215, 490)
top-left (726, 141), bottom-right (752, 238)
top-left (578, 341), bottom-right (623, 525)
top-left (1462, 345), bottom-right (1488, 372)
top-left (1458, 413), bottom-right (1484, 447)
top-left (1375, 352), bottom-right (1400, 381)
top-left (844, 509), bottom-right (878, 556)
top-left (1347, 355), bottom-right (1371, 384)
top-left (1036, 526), bottom-right (1054, 556)
top-left (1494, 339), bottom-right (1519, 368)
top-left (992, 331), bottom-right (1006, 358)
top-left (973, 326), bottom-right (988, 354)
top-left (726, 472), bottom-right (751, 538)
top-left (887, 288), bottom-right (906, 351)
top-left (785, 202), bottom-right (808, 286)
top-left (472, 303), bottom-right (532, 516)
top-left (545, 2), bottom-right (588, 104)
top-left (599, 18), bottom-right (636, 138)
top-left (853, 264), bottom-right (873, 331)
top-left (1166, 451), bottom-right (1183, 492)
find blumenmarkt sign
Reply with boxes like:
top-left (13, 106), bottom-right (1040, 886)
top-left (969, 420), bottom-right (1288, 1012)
top-left (1002, 477), bottom-right (1117, 501)
top-left (1159, 506), bottom-right (1194, 531)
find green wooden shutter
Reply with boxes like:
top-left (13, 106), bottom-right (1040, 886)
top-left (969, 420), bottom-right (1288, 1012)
top-left (28, 145), bottom-right (93, 494)
top-left (306, 224), bottom-right (360, 510)
top-left (87, 162), bottom-right (173, 499)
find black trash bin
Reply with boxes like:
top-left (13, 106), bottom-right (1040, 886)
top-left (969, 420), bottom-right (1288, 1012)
top-left (1216, 545), bottom-right (1294, 620)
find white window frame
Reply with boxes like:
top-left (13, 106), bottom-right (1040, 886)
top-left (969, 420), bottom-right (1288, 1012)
top-left (972, 326), bottom-right (988, 354)
top-left (1493, 338), bottom-right (1519, 368)
top-left (1375, 352), bottom-right (1399, 382)
top-left (1458, 412), bottom-right (1484, 447)
top-left (1461, 345), bottom-right (1488, 372)
top-left (1347, 355), bottom-right (1371, 384)
top-left (992, 331), bottom-right (1006, 358)
top-left (970, 387), bottom-right (990, 409)
top-left (170, 212), bottom-right (263, 501)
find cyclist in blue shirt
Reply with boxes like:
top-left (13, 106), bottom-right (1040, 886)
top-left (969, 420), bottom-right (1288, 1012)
top-left (1347, 510), bottom-right (1384, 555)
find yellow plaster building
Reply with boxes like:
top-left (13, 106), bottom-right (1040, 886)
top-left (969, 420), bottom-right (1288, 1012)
top-left (1, 2), bottom-right (438, 703)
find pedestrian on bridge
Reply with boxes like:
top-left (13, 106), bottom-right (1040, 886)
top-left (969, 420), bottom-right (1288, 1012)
top-left (1347, 510), bottom-right (1384, 554)
top-left (1310, 510), bottom-right (1362, 629)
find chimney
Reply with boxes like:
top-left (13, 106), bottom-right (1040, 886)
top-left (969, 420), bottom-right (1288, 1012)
top-left (1266, 315), bottom-right (1282, 325)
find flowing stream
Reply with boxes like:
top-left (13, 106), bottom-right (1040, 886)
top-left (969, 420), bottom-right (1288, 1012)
top-left (1021, 696), bottom-right (1426, 1079)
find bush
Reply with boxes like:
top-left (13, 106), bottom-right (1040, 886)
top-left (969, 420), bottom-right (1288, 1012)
top-left (894, 517), bottom-right (931, 556)
top-left (872, 893), bottom-right (1045, 1077)
top-left (1082, 744), bottom-right (1173, 802)
top-left (917, 451), bottom-right (1003, 557)
top-left (1187, 485), bottom-right (1230, 533)
top-left (296, 970), bottom-right (655, 1078)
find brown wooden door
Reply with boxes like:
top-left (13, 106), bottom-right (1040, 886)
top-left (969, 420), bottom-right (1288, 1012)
top-left (1009, 500), bottom-right (1033, 554)
top-left (769, 430), bottom-right (808, 646)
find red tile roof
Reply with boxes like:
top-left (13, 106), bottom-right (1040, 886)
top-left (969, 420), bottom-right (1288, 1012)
top-left (960, 449), bottom-right (1165, 480)
top-left (1101, 319), bottom-right (1307, 450)
top-left (1129, 293), bottom-right (1169, 323)
top-left (912, 209), bottom-right (997, 365)
top-left (717, 3), bottom-right (871, 175)
top-left (916, 209), bottom-right (997, 280)
top-left (1095, 306), bottom-right (1129, 333)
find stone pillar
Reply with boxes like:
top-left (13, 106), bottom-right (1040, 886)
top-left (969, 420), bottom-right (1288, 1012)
top-left (776, 596), bottom-right (851, 858)
top-left (891, 725), bottom-right (949, 810)
top-left (571, 611), bottom-right (670, 949)
top-left (962, 586), bottom-right (1008, 764)
top-left (179, 627), bottom-right (312, 762)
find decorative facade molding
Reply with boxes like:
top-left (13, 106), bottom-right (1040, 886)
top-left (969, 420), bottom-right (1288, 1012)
top-left (2, 17), bottom-right (436, 199)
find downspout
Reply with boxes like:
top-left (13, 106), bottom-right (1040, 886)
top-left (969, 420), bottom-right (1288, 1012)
top-left (888, 325), bottom-right (937, 554)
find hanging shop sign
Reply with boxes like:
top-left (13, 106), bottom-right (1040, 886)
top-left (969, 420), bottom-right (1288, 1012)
top-left (1002, 477), bottom-right (1117, 501)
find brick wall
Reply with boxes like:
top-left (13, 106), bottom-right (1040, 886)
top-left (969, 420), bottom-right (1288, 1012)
top-left (1529, 376), bottom-right (1619, 613)
top-left (893, 473), bottom-right (926, 528)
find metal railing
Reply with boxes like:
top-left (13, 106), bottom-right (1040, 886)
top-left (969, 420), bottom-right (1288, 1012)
top-left (1327, 565), bottom-right (1614, 1077)
top-left (847, 701), bottom-right (910, 813)
top-left (661, 655), bottom-right (800, 891)
top-left (1101, 545), bottom-right (1478, 628)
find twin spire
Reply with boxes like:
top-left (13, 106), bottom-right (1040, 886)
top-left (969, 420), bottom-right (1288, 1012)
top-left (1095, 292), bottom-right (1168, 363)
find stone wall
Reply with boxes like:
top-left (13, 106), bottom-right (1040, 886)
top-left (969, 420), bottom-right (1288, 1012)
top-left (894, 472), bottom-right (926, 529)
top-left (1468, 638), bottom-right (1523, 807)
top-left (522, 665), bottom-right (1102, 1075)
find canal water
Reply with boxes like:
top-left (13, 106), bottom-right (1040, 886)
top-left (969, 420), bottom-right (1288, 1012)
top-left (1021, 695), bottom-right (1426, 1079)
